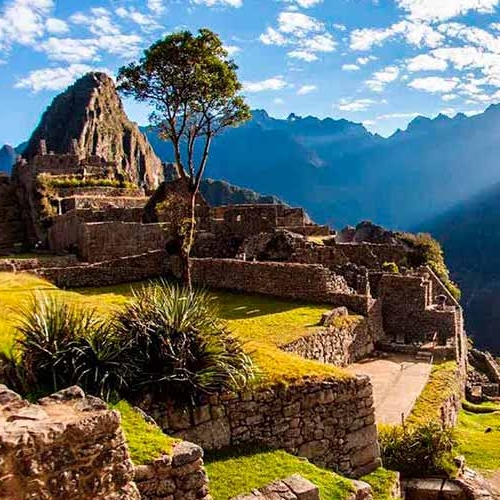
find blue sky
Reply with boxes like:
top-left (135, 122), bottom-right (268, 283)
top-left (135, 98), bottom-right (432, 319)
top-left (1, 0), bottom-right (500, 145)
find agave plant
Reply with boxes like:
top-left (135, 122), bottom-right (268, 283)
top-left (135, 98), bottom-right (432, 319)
top-left (15, 293), bottom-right (97, 394)
top-left (114, 280), bottom-right (256, 403)
top-left (14, 293), bottom-right (134, 400)
top-left (72, 325), bottom-right (136, 401)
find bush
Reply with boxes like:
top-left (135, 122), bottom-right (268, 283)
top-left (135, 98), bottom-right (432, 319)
top-left (4, 284), bottom-right (256, 404)
top-left (114, 280), bottom-right (257, 403)
top-left (382, 262), bottom-right (399, 274)
top-left (379, 422), bottom-right (456, 477)
top-left (8, 294), bottom-right (133, 399)
top-left (397, 232), bottom-right (461, 301)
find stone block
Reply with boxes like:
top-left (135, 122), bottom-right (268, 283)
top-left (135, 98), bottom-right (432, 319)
top-left (172, 441), bottom-right (203, 467)
top-left (283, 474), bottom-right (320, 500)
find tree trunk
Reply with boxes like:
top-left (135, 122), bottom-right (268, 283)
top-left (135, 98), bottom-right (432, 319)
top-left (180, 191), bottom-right (197, 291)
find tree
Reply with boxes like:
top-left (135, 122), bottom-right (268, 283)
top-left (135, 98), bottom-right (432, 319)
top-left (117, 29), bottom-right (251, 287)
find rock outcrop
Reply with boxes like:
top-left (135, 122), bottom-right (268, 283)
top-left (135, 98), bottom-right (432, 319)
top-left (22, 72), bottom-right (163, 188)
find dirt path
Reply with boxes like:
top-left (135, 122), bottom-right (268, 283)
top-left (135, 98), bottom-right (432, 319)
top-left (347, 354), bottom-right (432, 425)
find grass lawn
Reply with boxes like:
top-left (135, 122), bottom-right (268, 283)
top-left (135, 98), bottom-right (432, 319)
top-left (204, 447), bottom-right (355, 500)
top-left (361, 468), bottom-right (400, 500)
top-left (406, 361), bottom-right (458, 426)
top-left (0, 272), bottom-right (352, 385)
top-left (455, 402), bottom-right (500, 476)
top-left (111, 400), bottom-right (179, 464)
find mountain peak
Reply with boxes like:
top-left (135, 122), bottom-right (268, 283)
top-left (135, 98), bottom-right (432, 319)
top-left (21, 72), bottom-right (162, 187)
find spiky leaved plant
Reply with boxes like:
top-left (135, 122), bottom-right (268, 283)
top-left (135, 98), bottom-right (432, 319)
top-left (14, 293), bottom-right (134, 400)
top-left (114, 280), bottom-right (256, 404)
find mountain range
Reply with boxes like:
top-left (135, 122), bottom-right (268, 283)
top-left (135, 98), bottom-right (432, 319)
top-left (144, 106), bottom-right (500, 230)
top-left (420, 183), bottom-right (500, 354)
top-left (5, 91), bottom-right (500, 353)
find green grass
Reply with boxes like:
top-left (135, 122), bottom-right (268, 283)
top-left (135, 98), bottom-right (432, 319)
top-left (361, 468), bottom-right (400, 500)
top-left (204, 447), bottom-right (355, 500)
top-left (406, 361), bottom-right (458, 426)
top-left (455, 402), bottom-right (500, 476)
top-left (111, 400), bottom-right (178, 464)
top-left (0, 273), bottom-right (352, 385)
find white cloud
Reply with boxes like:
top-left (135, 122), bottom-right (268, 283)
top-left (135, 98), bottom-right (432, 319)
top-left (338, 98), bottom-right (377, 112)
top-left (224, 45), bottom-right (241, 56)
top-left (243, 76), bottom-right (288, 92)
top-left (45, 18), bottom-right (68, 35)
top-left (357, 56), bottom-right (377, 65)
top-left (407, 54), bottom-right (448, 72)
top-left (376, 112), bottom-right (420, 120)
top-left (277, 11), bottom-right (323, 36)
top-left (342, 64), bottom-right (361, 71)
top-left (408, 76), bottom-right (459, 93)
top-left (284, 0), bottom-right (323, 7)
top-left (273, 97), bottom-right (285, 105)
top-left (116, 7), bottom-right (159, 31)
top-left (260, 10), bottom-right (335, 63)
top-left (396, 0), bottom-right (499, 21)
top-left (70, 9), bottom-right (120, 36)
top-left (148, 0), bottom-right (166, 14)
top-left (297, 84), bottom-right (317, 95)
top-left (39, 37), bottom-right (98, 63)
top-left (366, 66), bottom-right (400, 92)
top-left (288, 50), bottom-right (318, 61)
top-left (0, 0), bottom-right (53, 50)
top-left (15, 63), bottom-right (109, 92)
top-left (260, 27), bottom-right (288, 46)
top-left (442, 94), bottom-right (458, 101)
top-left (350, 20), bottom-right (444, 51)
top-left (192, 0), bottom-right (243, 7)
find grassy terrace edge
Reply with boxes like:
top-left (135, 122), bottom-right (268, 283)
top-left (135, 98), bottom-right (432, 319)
top-left (0, 272), bottom-right (353, 387)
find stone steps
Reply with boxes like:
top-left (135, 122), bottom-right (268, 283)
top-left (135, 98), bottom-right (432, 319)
top-left (415, 351), bottom-right (433, 362)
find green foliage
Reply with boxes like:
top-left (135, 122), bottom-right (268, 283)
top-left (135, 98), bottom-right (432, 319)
top-left (455, 403), bottom-right (500, 474)
top-left (41, 176), bottom-right (135, 189)
top-left (0, 273), bottom-right (351, 389)
top-left (382, 262), bottom-right (399, 274)
top-left (205, 446), bottom-right (355, 500)
top-left (117, 29), bottom-right (251, 154)
top-left (361, 468), bottom-right (400, 500)
top-left (397, 232), bottom-right (461, 301)
top-left (461, 400), bottom-right (500, 414)
top-left (406, 361), bottom-right (458, 426)
top-left (379, 422), bottom-right (456, 478)
top-left (6, 294), bottom-right (132, 399)
top-left (111, 400), bottom-right (178, 464)
top-left (113, 280), bottom-right (257, 403)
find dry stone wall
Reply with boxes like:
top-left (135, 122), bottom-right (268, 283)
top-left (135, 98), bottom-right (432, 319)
top-left (282, 300), bottom-right (384, 366)
top-left (134, 441), bottom-right (211, 500)
top-left (78, 221), bottom-right (168, 262)
top-left (0, 175), bottom-right (26, 253)
top-left (139, 376), bottom-right (381, 478)
top-left (378, 274), bottom-right (458, 345)
top-left (36, 250), bottom-right (169, 288)
top-left (185, 258), bottom-right (372, 315)
top-left (0, 385), bottom-right (140, 500)
top-left (292, 243), bottom-right (408, 271)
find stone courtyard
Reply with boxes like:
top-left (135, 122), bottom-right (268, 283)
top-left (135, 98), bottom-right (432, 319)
top-left (347, 354), bottom-right (432, 425)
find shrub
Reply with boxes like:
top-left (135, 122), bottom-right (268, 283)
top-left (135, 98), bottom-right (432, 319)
top-left (379, 421), bottom-right (456, 477)
top-left (114, 280), bottom-right (257, 403)
top-left (9, 294), bottom-right (133, 399)
top-left (382, 262), bottom-right (399, 274)
top-left (397, 232), bottom-right (461, 301)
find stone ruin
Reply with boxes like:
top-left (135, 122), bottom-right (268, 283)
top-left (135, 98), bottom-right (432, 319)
top-left (0, 138), bottom-right (468, 367)
top-left (0, 111), bottom-right (476, 498)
